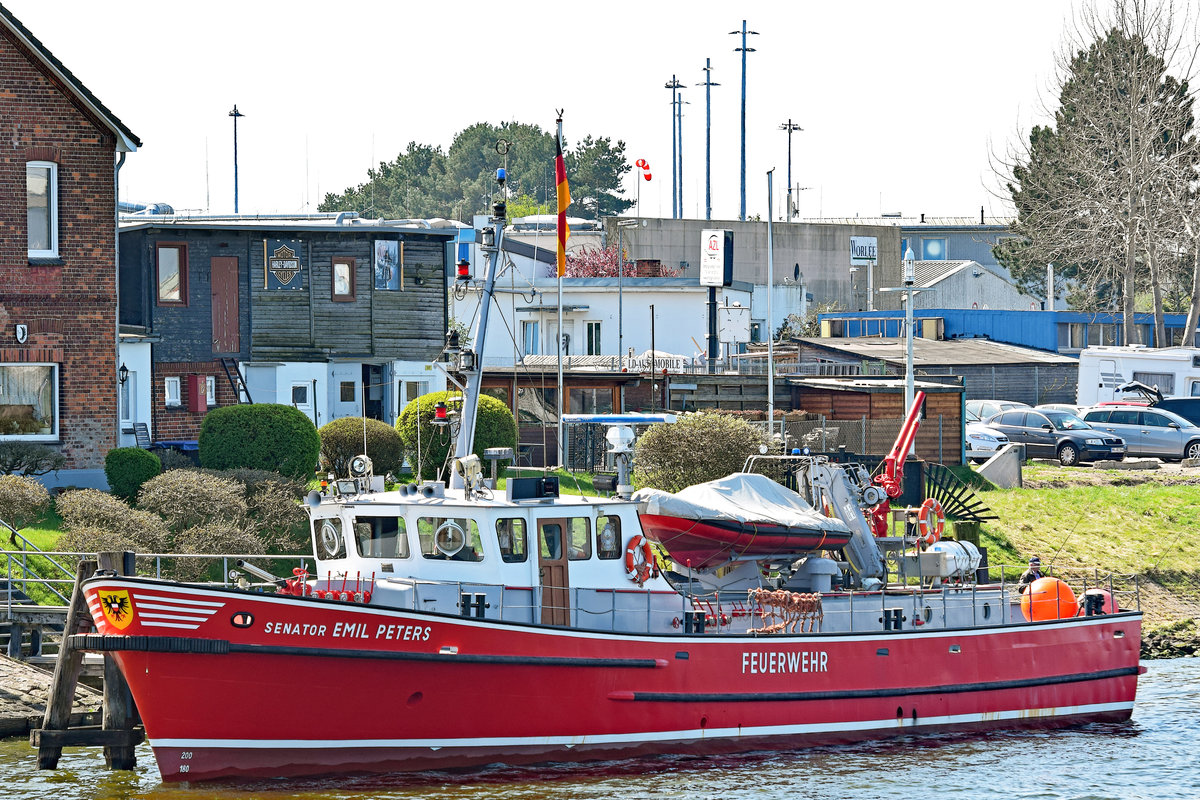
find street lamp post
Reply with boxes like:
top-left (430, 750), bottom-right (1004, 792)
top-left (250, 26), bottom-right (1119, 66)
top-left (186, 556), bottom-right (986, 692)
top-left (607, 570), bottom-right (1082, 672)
top-left (879, 246), bottom-right (931, 420)
top-left (229, 105), bottom-right (244, 213)
top-left (779, 120), bottom-right (802, 218)
top-left (698, 59), bottom-right (719, 221)
top-left (730, 21), bottom-right (758, 221)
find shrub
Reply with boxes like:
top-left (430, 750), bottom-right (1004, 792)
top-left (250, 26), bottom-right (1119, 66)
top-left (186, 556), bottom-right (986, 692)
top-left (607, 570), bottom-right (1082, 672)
top-left (157, 448), bottom-right (195, 471)
top-left (169, 522), bottom-right (266, 581)
top-left (221, 468), bottom-right (305, 498)
top-left (0, 475), bottom-right (51, 536)
top-left (104, 447), bottom-right (162, 500)
top-left (633, 413), bottom-right (771, 493)
top-left (138, 469), bottom-right (248, 531)
top-left (246, 482), bottom-right (308, 551)
top-left (56, 489), bottom-right (169, 554)
top-left (396, 391), bottom-right (517, 480)
top-left (198, 404), bottom-right (321, 480)
top-left (0, 442), bottom-right (66, 476)
top-left (319, 417), bottom-right (405, 478)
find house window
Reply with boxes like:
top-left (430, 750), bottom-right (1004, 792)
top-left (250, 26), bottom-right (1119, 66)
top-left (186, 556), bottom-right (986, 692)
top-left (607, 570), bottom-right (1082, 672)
top-left (0, 364), bottom-right (58, 440)
top-left (402, 380), bottom-right (430, 409)
top-left (206, 376), bottom-right (217, 406)
top-left (164, 376), bottom-right (181, 407)
top-left (340, 381), bottom-right (356, 403)
top-left (921, 238), bottom-right (947, 260)
top-left (586, 321), bottom-right (602, 355)
top-left (119, 371), bottom-right (135, 425)
top-left (332, 257), bottom-right (356, 302)
top-left (521, 321), bottom-right (540, 356)
top-left (1057, 323), bottom-right (1087, 349)
top-left (156, 243), bottom-right (188, 305)
top-left (27, 162), bottom-right (58, 258)
top-left (291, 383), bottom-right (310, 408)
top-left (569, 387), bottom-right (613, 414)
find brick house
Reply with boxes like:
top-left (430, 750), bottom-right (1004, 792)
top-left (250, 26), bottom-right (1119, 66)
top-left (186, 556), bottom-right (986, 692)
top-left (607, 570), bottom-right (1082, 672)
top-left (1, 4), bottom-right (140, 474)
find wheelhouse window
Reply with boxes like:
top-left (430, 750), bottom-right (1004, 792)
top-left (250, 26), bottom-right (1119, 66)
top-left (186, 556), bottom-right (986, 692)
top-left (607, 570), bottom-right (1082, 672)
top-left (496, 518), bottom-right (528, 563)
top-left (354, 516), bottom-right (410, 559)
top-left (332, 257), bottom-right (356, 302)
top-left (27, 162), bottom-right (58, 258)
top-left (597, 515), bottom-right (622, 559)
top-left (156, 243), bottom-right (188, 305)
top-left (314, 518), bottom-right (348, 560)
top-left (566, 518), bottom-right (591, 561)
top-left (0, 364), bottom-right (58, 440)
top-left (418, 517), bottom-right (483, 561)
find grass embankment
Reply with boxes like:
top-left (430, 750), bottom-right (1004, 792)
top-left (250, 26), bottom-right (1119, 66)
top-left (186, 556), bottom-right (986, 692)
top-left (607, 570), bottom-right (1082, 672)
top-left (971, 462), bottom-right (1200, 628)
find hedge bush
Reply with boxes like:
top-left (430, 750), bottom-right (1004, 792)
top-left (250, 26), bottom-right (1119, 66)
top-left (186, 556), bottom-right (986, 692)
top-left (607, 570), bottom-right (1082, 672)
top-left (0, 442), bottom-right (66, 476)
top-left (104, 447), bottom-right (162, 500)
top-left (396, 391), bottom-right (517, 480)
top-left (138, 470), bottom-right (248, 531)
top-left (633, 413), bottom-right (771, 493)
top-left (0, 475), bottom-right (50, 534)
top-left (198, 404), bottom-right (321, 480)
top-left (56, 489), bottom-right (169, 554)
top-left (319, 417), bottom-right (405, 478)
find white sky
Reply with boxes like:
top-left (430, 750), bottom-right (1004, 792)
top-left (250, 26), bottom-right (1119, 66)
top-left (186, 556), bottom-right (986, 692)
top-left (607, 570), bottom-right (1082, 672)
top-left (7, 0), bottom-right (1089, 221)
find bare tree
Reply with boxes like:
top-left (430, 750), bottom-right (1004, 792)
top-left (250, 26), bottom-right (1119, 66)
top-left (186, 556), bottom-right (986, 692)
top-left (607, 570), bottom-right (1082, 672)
top-left (994, 0), bottom-right (1200, 346)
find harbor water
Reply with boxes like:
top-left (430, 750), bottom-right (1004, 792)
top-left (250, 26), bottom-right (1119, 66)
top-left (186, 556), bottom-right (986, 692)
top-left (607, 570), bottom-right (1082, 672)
top-left (2, 657), bottom-right (1196, 800)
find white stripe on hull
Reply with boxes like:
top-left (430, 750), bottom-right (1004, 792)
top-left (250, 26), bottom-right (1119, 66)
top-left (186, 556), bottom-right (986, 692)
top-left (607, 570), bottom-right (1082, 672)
top-left (152, 700), bottom-right (1133, 750)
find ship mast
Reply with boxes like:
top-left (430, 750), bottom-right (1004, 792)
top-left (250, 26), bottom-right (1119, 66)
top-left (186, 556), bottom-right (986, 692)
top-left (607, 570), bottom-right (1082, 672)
top-left (449, 171), bottom-right (507, 487)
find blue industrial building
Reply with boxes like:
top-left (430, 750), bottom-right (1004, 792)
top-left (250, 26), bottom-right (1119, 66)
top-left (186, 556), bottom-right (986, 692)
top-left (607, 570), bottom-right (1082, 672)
top-left (818, 308), bottom-right (1197, 355)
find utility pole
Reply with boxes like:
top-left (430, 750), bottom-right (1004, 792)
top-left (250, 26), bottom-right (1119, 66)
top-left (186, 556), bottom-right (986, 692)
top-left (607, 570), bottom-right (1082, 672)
top-left (665, 76), bottom-right (683, 219)
top-left (676, 95), bottom-right (688, 217)
top-left (730, 20), bottom-right (758, 221)
top-left (698, 58), bottom-right (719, 221)
top-left (779, 119), bottom-right (802, 219)
top-left (229, 105), bottom-right (245, 213)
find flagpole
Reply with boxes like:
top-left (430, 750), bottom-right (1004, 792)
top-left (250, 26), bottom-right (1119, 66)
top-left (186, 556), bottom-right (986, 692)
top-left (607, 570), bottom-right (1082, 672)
top-left (556, 115), bottom-right (566, 469)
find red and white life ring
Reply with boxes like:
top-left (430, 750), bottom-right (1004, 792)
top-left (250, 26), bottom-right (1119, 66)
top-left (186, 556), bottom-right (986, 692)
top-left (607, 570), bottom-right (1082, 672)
top-left (917, 498), bottom-right (945, 546)
top-left (625, 535), bottom-right (658, 584)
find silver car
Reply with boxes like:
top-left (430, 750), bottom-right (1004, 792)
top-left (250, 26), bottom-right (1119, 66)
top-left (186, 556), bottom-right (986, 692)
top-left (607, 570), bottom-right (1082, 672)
top-left (1081, 406), bottom-right (1200, 461)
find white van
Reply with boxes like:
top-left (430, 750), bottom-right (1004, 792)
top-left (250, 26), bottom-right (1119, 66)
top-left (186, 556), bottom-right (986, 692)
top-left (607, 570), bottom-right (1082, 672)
top-left (1076, 346), bottom-right (1200, 406)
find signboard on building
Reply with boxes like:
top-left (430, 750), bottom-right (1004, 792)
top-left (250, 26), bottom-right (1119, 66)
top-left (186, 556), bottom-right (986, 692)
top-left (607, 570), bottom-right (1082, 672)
top-left (850, 236), bottom-right (877, 266)
top-left (717, 303), bottom-right (751, 343)
top-left (265, 239), bottom-right (305, 290)
top-left (700, 229), bottom-right (734, 287)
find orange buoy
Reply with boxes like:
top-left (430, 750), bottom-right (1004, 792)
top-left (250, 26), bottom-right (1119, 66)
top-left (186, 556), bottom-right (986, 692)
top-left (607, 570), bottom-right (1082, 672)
top-left (1020, 576), bottom-right (1079, 622)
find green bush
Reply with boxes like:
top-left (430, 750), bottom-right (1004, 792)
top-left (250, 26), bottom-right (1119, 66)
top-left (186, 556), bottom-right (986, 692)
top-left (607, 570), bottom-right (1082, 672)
top-left (633, 413), bottom-right (771, 493)
top-left (0, 442), bottom-right (66, 476)
top-left (157, 448), bottom-right (195, 471)
top-left (0, 475), bottom-right (50, 535)
top-left (56, 489), bottom-right (169, 554)
top-left (104, 447), bottom-right (162, 500)
top-left (198, 404), bottom-right (321, 480)
top-left (138, 469), bottom-right (248, 531)
top-left (396, 391), bottom-right (517, 480)
top-left (319, 417), bottom-right (405, 478)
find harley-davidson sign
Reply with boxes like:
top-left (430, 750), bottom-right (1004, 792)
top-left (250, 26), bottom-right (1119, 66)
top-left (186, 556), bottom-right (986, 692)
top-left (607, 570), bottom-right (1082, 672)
top-left (264, 239), bottom-right (305, 290)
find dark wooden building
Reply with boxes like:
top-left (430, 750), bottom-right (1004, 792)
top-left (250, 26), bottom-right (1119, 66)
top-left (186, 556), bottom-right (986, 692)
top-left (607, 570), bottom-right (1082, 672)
top-left (118, 219), bottom-right (453, 440)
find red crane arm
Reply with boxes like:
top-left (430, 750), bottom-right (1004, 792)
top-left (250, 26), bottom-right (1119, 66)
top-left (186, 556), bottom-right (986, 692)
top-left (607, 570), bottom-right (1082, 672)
top-left (874, 389), bottom-right (926, 499)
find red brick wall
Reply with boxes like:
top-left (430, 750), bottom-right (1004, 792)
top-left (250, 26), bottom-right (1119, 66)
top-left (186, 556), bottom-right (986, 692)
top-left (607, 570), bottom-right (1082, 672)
top-left (0, 26), bottom-right (121, 468)
top-left (151, 362), bottom-right (241, 441)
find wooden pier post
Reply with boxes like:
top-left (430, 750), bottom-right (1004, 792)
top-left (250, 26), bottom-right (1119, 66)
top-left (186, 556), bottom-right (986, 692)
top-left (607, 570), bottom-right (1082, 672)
top-left (97, 551), bottom-right (138, 771)
top-left (35, 558), bottom-right (96, 770)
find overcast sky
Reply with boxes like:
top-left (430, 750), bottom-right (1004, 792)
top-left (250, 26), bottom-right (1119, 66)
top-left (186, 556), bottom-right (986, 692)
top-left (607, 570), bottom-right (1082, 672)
top-left (8, 0), bottom-right (1096, 221)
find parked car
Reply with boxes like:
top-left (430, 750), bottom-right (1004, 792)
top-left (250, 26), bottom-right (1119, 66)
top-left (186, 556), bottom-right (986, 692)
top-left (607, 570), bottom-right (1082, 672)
top-left (1036, 403), bottom-right (1084, 416)
top-left (965, 421), bottom-right (1009, 462)
top-left (1117, 381), bottom-right (1200, 427)
top-left (985, 408), bottom-right (1126, 466)
top-left (966, 400), bottom-right (1029, 423)
top-left (1080, 405), bottom-right (1200, 461)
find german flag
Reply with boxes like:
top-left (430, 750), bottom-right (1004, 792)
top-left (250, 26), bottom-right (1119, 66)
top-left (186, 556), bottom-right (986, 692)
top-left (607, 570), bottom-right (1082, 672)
top-left (555, 136), bottom-right (571, 277)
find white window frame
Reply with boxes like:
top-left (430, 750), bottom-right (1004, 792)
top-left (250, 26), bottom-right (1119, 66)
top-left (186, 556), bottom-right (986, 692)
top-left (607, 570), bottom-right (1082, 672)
top-left (0, 362), bottom-right (59, 442)
top-left (27, 161), bottom-right (58, 259)
top-left (291, 382), bottom-right (311, 409)
top-left (585, 321), bottom-right (602, 356)
top-left (119, 371), bottom-right (135, 425)
top-left (164, 376), bottom-right (181, 407)
top-left (206, 376), bottom-right (217, 406)
top-left (521, 321), bottom-right (540, 356)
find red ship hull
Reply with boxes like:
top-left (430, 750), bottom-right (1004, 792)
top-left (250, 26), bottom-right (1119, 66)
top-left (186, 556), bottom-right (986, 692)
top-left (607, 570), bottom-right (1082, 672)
top-left (83, 578), bottom-right (1141, 782)
top-left (639, 513), bottom-right (854, 569)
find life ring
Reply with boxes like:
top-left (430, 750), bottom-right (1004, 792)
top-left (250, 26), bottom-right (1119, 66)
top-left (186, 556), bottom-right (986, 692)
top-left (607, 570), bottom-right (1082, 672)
top-left (624, 535), bottom-right (658, 584)
top-left (917, 498), bottom-right (944, 546)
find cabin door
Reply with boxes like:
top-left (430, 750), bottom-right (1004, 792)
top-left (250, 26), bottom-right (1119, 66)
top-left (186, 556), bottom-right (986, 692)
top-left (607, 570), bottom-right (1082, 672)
top-left (536, 518), bottom-right (571, 626)
top-left (211, 256), bottom-right (240, 354)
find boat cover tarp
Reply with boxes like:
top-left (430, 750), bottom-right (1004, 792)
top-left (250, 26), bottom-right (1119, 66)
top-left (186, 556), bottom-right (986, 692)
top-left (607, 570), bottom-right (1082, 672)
top-left (633, 473), bottom-right (851, 536)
